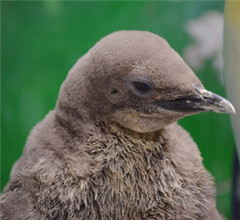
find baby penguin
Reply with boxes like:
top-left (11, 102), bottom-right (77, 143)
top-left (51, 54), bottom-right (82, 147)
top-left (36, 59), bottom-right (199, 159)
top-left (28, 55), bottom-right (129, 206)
top-left (0, 31), bottom-right (235, 220)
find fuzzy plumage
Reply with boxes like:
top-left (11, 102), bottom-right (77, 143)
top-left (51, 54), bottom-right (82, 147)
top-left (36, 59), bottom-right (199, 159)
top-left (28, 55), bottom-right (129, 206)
top-left (1, 31), bottom-right (231, 220)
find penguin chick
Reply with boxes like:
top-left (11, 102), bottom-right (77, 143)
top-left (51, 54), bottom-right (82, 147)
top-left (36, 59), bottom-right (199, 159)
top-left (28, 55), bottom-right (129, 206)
top-left (0, 31), bottom-right (235, 220)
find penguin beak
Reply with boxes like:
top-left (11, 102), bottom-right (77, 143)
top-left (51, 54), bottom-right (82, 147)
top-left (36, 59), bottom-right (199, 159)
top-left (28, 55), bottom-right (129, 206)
top-left (192, 85), bottom-right (236, 114)
top-left (154, 85), bottom-right (236, 114)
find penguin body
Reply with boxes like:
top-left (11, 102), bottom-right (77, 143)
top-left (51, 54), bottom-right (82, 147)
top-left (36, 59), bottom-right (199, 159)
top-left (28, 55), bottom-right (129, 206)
top-left (1, 31), bottom-right (234, 220)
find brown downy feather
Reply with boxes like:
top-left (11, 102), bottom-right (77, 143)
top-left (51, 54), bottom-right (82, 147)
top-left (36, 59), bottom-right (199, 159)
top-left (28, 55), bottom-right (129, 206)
top-left (1, 31), bottom-right (225, 220)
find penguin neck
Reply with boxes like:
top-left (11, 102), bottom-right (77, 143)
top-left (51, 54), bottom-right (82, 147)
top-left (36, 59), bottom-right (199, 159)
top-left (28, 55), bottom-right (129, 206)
top-left (54, 103), bottom-right (165, 145)
top-left (103, 122), bottom-right (162, 143)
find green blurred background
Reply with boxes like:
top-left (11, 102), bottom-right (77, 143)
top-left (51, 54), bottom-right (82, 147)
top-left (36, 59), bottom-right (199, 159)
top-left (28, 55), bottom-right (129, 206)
top-left (1, 1), bottom-right (235, 219)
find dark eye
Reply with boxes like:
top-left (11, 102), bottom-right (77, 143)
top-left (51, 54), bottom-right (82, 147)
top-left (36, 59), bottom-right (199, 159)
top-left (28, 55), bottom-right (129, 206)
top-left (132, 81), bottom-right (152, 94)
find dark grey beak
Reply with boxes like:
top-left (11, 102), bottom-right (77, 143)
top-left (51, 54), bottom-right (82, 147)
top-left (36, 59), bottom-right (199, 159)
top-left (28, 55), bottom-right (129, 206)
top-left (155, 85), bottom-right (236, 114)
top-left (193, 85), bottom-right (236, 114)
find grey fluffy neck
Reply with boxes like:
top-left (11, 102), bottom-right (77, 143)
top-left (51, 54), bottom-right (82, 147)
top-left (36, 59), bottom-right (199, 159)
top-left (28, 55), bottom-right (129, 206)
top-left (55, 101), bottom-right (166, 145)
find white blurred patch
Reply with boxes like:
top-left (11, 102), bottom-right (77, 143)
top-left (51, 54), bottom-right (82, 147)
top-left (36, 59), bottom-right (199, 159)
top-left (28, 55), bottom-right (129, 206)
top-left (183, 11), bottom-right (224, 74)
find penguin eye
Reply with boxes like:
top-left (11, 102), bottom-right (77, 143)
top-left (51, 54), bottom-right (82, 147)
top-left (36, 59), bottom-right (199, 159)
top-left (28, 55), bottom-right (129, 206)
top-left (132, 81), bottom-right (152, 94)
top-left (132, 81), bottom-right (152, 95)
top-left (126, 75), bottom-right (154, 97)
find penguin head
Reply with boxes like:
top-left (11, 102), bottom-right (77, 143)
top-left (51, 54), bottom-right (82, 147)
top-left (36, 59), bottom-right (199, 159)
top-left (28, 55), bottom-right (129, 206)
top-left (57, 31), bottom-right (235, 133)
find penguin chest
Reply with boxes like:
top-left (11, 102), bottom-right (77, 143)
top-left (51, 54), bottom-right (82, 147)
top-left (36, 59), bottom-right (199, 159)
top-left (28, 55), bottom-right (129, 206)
top-left (90, 146), bottom-right (214, 219)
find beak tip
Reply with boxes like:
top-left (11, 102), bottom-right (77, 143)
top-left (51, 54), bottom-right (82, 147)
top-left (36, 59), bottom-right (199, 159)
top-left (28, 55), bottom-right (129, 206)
top-left (229, 104), bottom-right (236, 114)
top-left (220, 98), bottom-right (236, 114)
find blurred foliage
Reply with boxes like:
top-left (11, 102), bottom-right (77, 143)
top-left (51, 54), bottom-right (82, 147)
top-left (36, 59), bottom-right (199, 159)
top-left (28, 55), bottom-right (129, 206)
top-left (1, 1), bottom-right (234, 219)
